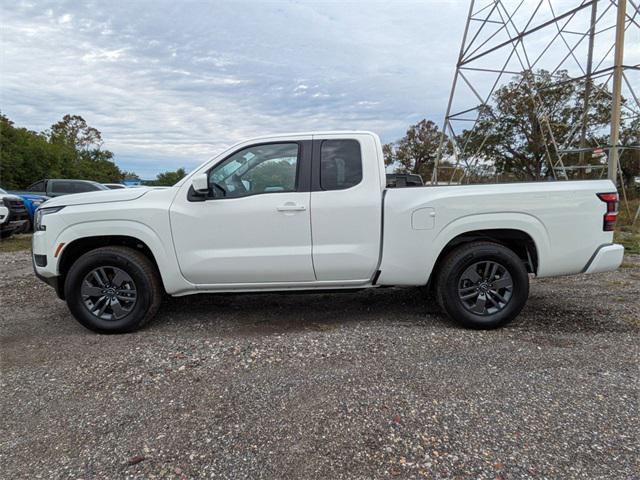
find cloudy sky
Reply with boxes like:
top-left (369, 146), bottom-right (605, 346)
top-left (2, 1), bottom-right (638, 178)
top-left (1, 0), bottom-right (471, 177)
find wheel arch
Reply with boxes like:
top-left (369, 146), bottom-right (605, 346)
top-left (57, 235), bottom-right (165, 300)
top-left (53, 220), bottom-right (194, 297)
top-left (430, 228), bottom-right (539, 290)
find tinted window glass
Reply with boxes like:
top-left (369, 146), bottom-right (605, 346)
top-left (51, 181), bottom-right (100, 194)
top-left (73, 182), bottom-right (98, 193)
top-left (28, 181), bottom-right (45, 192)
top-left (51, 181), bottom-right (75, 194)
top-left (209, 143), bottom-right (299, 199)
top-left (320, 140), bottom-right (362, 190)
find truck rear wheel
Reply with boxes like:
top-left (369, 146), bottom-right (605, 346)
top-left (435, 241), bottom-right (529, 329)
top-left (64, 246), bottom-right (162, 333)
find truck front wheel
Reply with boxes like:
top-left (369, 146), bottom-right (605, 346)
top-left (64, 246), bottom-right (162, 333)
top-left (435, 241), bottom-right (529, 329)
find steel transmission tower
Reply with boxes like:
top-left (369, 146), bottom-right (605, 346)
top-left (433, 0), bottom-right (640, 185)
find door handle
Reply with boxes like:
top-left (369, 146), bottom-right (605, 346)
top-left (277, 203), bottom-right (306, 212)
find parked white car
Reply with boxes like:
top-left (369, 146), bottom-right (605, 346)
top-left (0, 191), bottom-right (29, 239)
top-left (32, 132), bottom-right (624, 333)
top-left (0, 205), bottom-right (8, 225)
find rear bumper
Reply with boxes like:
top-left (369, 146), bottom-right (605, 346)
top-left (583, 243), bottom-right (624, 274)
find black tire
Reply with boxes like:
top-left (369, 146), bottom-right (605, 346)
top-left (64, 246), bottom-right (162, 333)
top-left (435, 241), bottom-right (529, 329)
top-left (16, 221), bottom-right (30, 234)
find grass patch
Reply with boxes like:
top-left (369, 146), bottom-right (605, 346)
top-left (624, 315), bottom-right (640, 328)
top-left (615, 231), bottom-right (640, 255)
top-left (616, 197), bottom-right (639, 255)
top-left (0, 234), bottom-right (32, 252)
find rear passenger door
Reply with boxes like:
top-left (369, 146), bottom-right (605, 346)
top-left (310, 135), bottom-right (383, 281)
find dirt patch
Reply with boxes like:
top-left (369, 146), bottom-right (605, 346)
top-left (1, 251), bottom-right (638, 479)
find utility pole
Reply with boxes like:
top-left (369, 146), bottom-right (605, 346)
top-left (608, 0), bottom-right (626, 183)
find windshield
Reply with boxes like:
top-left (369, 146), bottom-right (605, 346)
top-left (0, 188), bottom-right (7, 194)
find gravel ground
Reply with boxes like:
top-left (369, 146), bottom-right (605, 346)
top-left (1, 250), bottom-right (638, 479)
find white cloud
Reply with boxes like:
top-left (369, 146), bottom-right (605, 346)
top-left (7, 1), bottom-right (633, 179)
top-left (1, 1), bottom-right (473, 177)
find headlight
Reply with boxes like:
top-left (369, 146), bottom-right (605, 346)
top-left (34, 206), bottom-right (64, 231)
top-left (31, 199), bottom-right (45, 207)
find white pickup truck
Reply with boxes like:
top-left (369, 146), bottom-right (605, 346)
top-left (32, 131), bottom-right (624, 333)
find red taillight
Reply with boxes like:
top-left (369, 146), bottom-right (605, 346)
top-left (597, 192), bottom-right (618, 231)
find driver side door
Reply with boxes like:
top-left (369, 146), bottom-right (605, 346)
top-left (170, 138), bottom-right (315, 286)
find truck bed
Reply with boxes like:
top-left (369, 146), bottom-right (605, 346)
top-left (377, 180), bottom-right (616, 286)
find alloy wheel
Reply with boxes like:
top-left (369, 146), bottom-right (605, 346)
top-left (457, 260), bottom-right (513, 316)
top-left (81, 266), bottom-right (137, 321)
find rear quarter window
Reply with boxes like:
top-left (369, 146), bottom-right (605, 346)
top-left (320, 139), bottom-right (362, 190)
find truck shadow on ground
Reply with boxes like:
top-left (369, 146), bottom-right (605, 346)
top-left (157, 286), bottom-right (453, 336)
top-left (153, 282), bottom-right (637, 337)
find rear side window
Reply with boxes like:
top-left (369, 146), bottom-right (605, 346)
top-left (51, 181), bottom-right (97, 194)
top-left (51, 181), bottom-right (74, 194)
top-left (320, 140), bottom-right (362, 190)
top-left (73, 182), bottom-right (99, 193)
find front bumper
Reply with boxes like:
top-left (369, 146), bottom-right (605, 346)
top-left (32, 253), bottom-right (65, 299)
top-left (583, 243), bottom-right (624, 274)
top-left (0, 219), bottom-right (28, 233)
top-left (32, 232), bottom-right (65, 300)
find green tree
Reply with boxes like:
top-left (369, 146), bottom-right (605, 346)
top-left (465, 70), bottom-right (613, 181)
top-left (48, 114), bottom-right (103, 150)
top-left (150, 168), bottom-right (187, 186)
top-left (122, 171), bottom-right (140, 181)
top-left (620, 118), bottom-right (640, 189)
top-left (245, 160), bottom-right (296, 192)
top-left (383, 119), bottom-right (451, 181)
top-left (0, 113), bottom-right (125, 189)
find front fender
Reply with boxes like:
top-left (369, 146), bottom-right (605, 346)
top-left (54, 220), bottom-right (194, 295)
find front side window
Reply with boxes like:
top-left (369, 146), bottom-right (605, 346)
top-left (28, 181), bottom-right (45, 192)
top-left (208, 143), bottom-right (299, 199)
top-left (320, 139), bottom-right (362, 190)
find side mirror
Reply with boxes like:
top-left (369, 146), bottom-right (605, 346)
top-left (191, 173), bottom-right (209, 193)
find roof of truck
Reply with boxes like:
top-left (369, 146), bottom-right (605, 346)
top-left (241, 130), bottom-right (379, 140)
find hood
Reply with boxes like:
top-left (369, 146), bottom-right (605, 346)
top-left (1, 192), bottom-right (24, 202)
top-left (43, 187), bottom-right (158, 208)
top-left (20, 193), bottom-right (50, 201)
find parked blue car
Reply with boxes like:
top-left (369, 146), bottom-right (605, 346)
top-left (0, 188), bottom-right (49, 231)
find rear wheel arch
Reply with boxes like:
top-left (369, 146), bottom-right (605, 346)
top-left (431, 228), bottom-right (539, 283)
